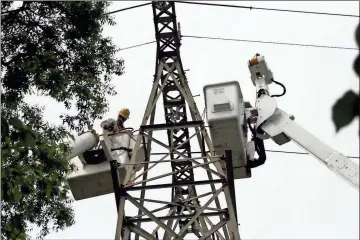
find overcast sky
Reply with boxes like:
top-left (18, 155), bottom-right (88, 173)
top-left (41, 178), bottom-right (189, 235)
top-left (29, 1), bottom-right (359, 239)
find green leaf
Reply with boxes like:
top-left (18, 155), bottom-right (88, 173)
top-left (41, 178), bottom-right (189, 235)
top-left (354, 55), bottom-right (360, 77)
top-left (332, 90), bottom-right (359, 132)
top-left (10, 118), bottom-right (26, 130)
top-left (23, 131), bottom-right (36, 147)
top-left (1, 116), bottom-right (10, 137)
top-left (13, 229), bottom-right (20, 235)
top-left (13, 188), bottom-right (21, 202)
top-left (26, 127), bottom-right (39, 140)
top-left (355, 23), bottom-right (360, 48)
top-left (354, 23), bottom-right (360, 77)
top-left (45, 185), bottom-right (52, 198)
top-left (51, 174), bottom-right (58, 181)
top-left (5, 223), bottom-right (12, 232)
top-left (1, 148), bottom-right (9, 160)
top-left (18, 233), bottom-right (27, 239)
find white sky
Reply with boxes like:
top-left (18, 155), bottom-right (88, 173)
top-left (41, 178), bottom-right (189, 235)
top-left (28, 1), bottom-right (359, 239)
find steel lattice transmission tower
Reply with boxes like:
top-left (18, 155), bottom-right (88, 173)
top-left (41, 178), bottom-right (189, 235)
top-left (114, 2), bottom-right (240, 239)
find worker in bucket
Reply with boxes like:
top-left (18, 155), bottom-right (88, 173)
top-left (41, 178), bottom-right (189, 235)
top-left (100, 108), bottom-right (130, 132)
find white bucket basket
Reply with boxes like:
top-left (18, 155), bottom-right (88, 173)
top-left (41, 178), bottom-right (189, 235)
top-left (66, 130), bottom-right (146, 201)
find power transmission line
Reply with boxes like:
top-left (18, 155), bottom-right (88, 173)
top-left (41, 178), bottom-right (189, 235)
top-left (105, 3), bottom-right (358, 51)
top-left (150, 150), bottom-right (359, 159)
top-left (105, 2), bottom-right (359, 18)
top-left (182, 35), bottom-right (359, 51)
top-left (104, 2), bottom-right (151, 15)
top-left (265, 149), bottom-right (359, 160)
top-left (174, 1), bottom-right (360, 18)
top-left (118, 35), bottom-right (358, 51)
top-left (119, 41), bottom-right (155, 50)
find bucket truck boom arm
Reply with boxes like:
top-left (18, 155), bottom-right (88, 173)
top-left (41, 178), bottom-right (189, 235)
top-left (247, 54), bottom-right (359, 190)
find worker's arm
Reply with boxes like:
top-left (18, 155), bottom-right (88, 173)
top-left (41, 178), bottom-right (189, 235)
top-left (117, 118), bottom-right (125, 130)
top-left (100, 118), bottom-right (116, 131)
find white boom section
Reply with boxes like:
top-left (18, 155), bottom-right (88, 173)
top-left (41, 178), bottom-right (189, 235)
top-left (66, 130), bottom-right (146, 200)
top-left (257, 95), bottom-right (359, 189)
top-left (248, 54), bottom-right (359, 190)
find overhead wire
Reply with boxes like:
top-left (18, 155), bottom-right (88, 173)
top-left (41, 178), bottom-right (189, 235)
top-left (119, 41), bottom-right (156, 51)
top-left (174, 1), bottom-right (360, 18)
top-left (150, 150), bottom-right (359, 159)
top-left (105, 3), bottom-right (358, 51)
top-left (105, 1), bottom-right (359, 18)
top-left (104, 2), bottom-right (151, 15)
top-left (118, 35), bottom-right (359, 51)
top-left (265, 149), bottom-right (359, 160)
top-left (181, 35), bottom-right (359, 51)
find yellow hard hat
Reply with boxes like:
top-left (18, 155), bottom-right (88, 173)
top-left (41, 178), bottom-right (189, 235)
top-left (119, 108), bottom-right (130, 119)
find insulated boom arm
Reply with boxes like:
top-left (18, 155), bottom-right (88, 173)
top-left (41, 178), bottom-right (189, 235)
top-left (248, 54), bottom-right (359, 190)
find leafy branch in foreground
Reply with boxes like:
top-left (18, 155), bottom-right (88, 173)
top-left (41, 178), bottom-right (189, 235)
top-left (1, 1), bottom-right (124, 239)
top-left (332, 23), bottom-right (359, 133)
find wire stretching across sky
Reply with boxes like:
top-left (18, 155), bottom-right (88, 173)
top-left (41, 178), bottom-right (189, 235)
top-left (104, 2), bottom-right (151, 15)
top-left (174, 1), bottom-right (360, 18)
top-left (118, 35), bottom-right (359, 51)
top-left (106, 1), bottom-right (359, 18)
top-left (182, 35), bottom-right (359, 51)
top-left (266, 149), bottom-right (359, 160)
top-left (105, 2), bottom-right (359, 51)
top-left (150, 150), bottom-right (359, 159)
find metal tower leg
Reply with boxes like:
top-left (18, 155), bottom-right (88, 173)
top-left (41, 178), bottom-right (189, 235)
top-left (114, 2), bottom-right (241, 239)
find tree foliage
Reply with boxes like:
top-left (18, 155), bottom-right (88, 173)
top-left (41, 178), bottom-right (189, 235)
top-left (1, 1), bottom-right (124, 239)
top-left (332, 23), bottom-right (360, 133)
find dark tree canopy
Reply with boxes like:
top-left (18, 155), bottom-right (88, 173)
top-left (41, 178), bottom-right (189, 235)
top-left (1, 1), bottom-right (124, 239)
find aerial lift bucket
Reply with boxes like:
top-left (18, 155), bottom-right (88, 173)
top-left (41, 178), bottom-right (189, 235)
top-left (66, 130), bottom-right (146, 201)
